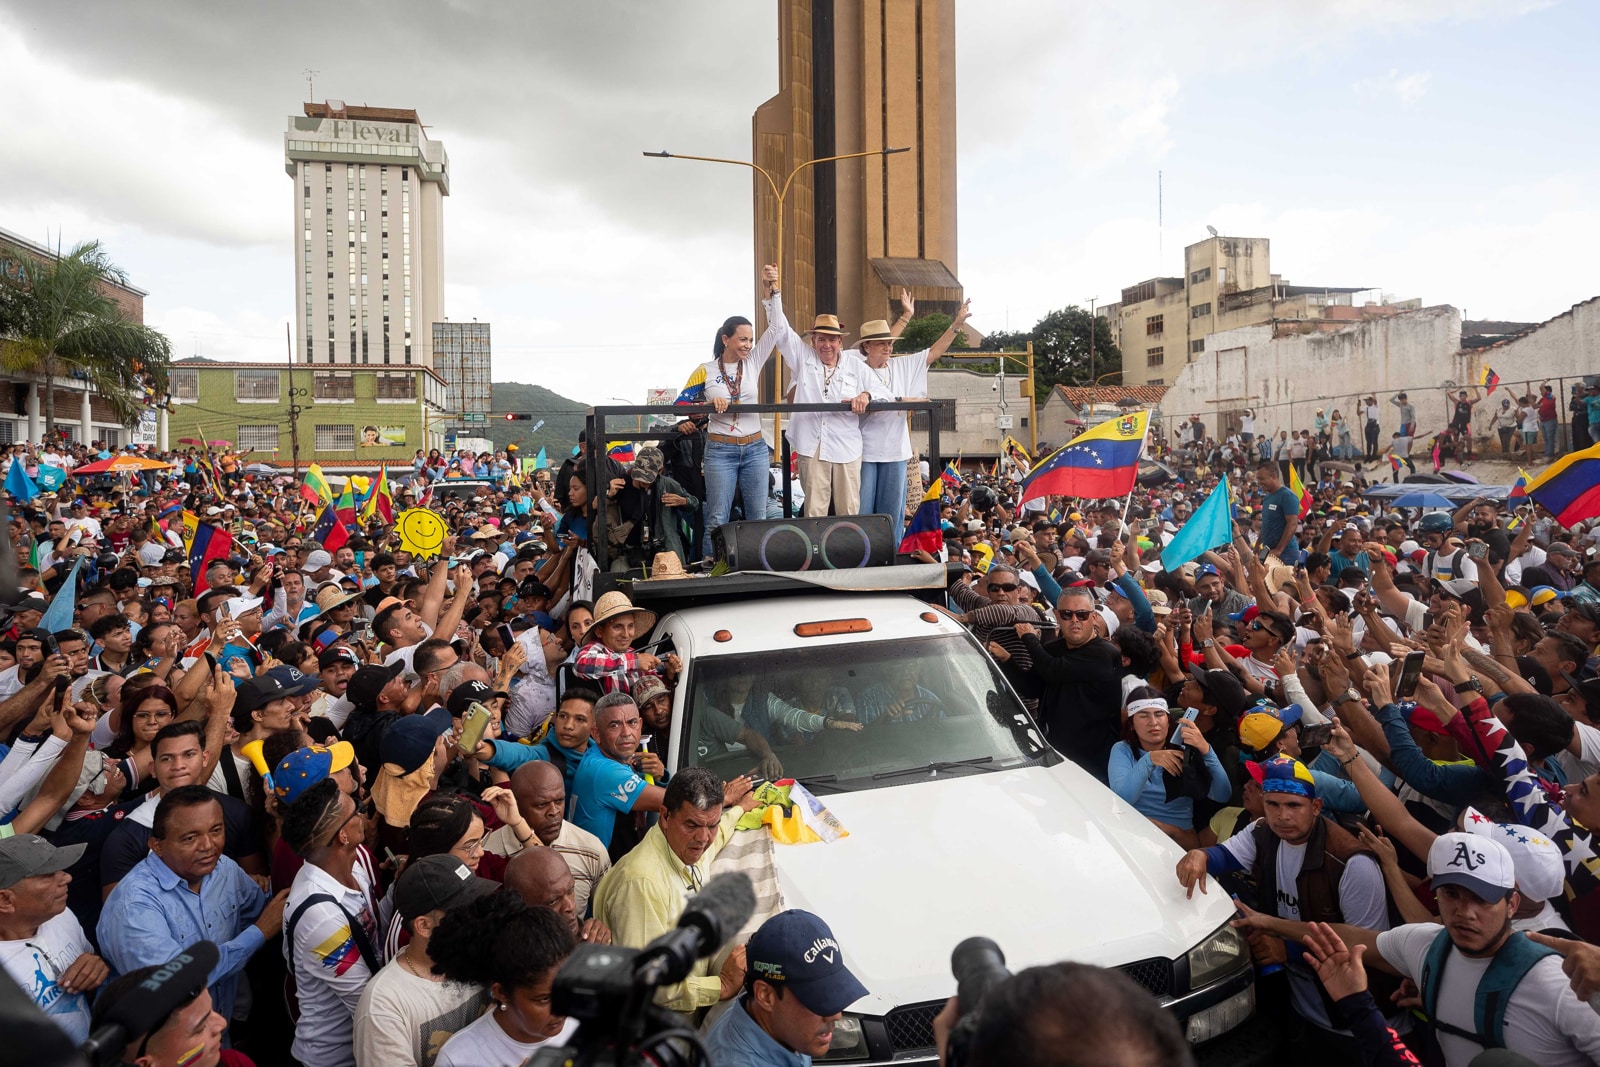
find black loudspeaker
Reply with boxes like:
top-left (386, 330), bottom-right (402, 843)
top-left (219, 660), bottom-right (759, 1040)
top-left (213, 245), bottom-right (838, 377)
top-left (713, 515), bottom-right (896, 572)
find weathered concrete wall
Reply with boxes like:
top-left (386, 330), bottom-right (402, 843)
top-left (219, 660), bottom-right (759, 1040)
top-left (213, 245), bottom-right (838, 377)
top-left (1161, 306), bottom-right (1462, 440)
top-left (1474, 296), bottom-right (1600, 396)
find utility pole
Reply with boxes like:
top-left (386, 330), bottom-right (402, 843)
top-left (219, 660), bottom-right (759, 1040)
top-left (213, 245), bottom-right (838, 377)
top-left (1087, 296), bottom-right (1098, 407)
top-left (285, 322), bottom-right (306, 479)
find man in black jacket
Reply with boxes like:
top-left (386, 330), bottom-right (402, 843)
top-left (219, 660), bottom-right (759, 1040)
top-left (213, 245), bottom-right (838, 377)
top-left (1014, 586), bottom-right (1125, 782)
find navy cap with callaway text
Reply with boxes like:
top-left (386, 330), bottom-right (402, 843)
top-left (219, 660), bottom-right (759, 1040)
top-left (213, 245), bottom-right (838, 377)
top-left (745, 909), bottom-right (868, 1016)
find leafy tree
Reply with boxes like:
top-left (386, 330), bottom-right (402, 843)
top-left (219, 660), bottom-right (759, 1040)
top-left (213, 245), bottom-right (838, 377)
top-left (981, 306), bottom-right (1121, 403)
top-left (894, 312), bottom-right (968, 355)
top-left (0, 240), bottom-right (172, 438)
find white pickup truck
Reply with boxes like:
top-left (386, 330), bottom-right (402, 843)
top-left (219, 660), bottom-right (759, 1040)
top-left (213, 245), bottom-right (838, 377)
top-left (627, 567), bottom-right (1262, 1064)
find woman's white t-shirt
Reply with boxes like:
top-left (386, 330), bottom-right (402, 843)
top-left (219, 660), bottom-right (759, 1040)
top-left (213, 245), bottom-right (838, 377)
top-left (435, 1011), bottom-right (578, 1067)
top-left (857, 351), bottom-right (929, 462)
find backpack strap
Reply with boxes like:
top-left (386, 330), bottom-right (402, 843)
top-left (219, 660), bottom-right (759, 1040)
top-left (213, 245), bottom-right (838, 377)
top-left (286, 892), bottom-right (381, 976)
top-left (1418, 926), bottom-right (1452, 1030)
top-left (1475, 933), bottom-right (1558, 1048)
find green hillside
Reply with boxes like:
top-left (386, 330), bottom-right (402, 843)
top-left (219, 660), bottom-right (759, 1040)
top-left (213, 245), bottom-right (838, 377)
top-left (467, 381), bottom-right (588, 461)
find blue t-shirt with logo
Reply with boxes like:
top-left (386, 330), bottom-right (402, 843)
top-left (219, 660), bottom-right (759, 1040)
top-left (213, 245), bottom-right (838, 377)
top-left (1260, 487), bottom-right (1302, 561)
top-left (570, 751), bottom-right (648, 855)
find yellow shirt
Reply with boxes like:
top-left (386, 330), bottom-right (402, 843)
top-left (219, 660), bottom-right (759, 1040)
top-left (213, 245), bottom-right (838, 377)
top-left (590, 808), bottom-right (742, 1014)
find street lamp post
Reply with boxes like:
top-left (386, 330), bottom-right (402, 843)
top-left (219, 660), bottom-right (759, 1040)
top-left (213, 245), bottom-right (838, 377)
top-left (643, 145), bottom-right (910, 443)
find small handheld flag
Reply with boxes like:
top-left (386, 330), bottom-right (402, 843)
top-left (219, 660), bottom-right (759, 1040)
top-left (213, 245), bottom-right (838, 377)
top-left (940, 460), bottom-right (961, 488)
top-left (607, 442), bottom-right (636, 463)
top-left (300, 463), bottom-right (334, 506)
top-left (1477, 366), bottom-right (1500, 395)
top-left (898, 482), bottom-right (944, 554)
top-left (1288, 463), bottom-right (1311, 519)
top-left (1508, 468), bottom-right (1530, 500)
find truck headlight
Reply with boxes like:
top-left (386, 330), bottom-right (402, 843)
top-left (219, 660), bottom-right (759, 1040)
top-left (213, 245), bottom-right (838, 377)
top-left (1187, 922), bottom-right (1249, 988)
top-left (815, 1013), bottom-right (870, 1061)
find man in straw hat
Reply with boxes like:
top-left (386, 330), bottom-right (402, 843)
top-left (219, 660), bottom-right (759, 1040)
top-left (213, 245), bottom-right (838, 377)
top-left (855, 289), bottom-right (971, 539)
top-left (758, 266), bottom-right (889, 517)
top-left (574, 591), bottom-right (677, 695)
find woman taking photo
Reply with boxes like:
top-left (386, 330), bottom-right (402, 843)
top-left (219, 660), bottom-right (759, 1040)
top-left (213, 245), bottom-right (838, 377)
top-left (1106, 686), bottom-right (1229, 849)
top-left (700, 264), bottom-right (783, 558)
top-left (429, 892), bottom-right (578, 1066)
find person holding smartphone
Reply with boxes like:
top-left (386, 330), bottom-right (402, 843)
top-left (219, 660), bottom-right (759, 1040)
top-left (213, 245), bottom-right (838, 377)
top-left (1107, 688), bottom-right (1228, 850)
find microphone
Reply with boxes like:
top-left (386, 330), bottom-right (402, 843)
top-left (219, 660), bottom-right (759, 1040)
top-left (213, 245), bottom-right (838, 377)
top-left (81, 942), bottom-right (219, 1065)
top-left (633, 872), bottom-right (755, 988)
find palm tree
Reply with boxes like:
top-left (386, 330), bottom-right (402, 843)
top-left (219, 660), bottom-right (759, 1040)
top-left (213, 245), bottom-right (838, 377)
top-left (0, 239), bottom-right (172, 441)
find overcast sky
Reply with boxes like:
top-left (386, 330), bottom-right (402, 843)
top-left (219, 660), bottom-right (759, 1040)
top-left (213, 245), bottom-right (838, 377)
top-left (2, 0), bottom-right (1594, 405)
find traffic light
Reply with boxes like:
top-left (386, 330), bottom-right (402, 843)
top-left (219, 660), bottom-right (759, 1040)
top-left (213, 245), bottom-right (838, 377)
top-left (503, 413), bottom-right (534, 421)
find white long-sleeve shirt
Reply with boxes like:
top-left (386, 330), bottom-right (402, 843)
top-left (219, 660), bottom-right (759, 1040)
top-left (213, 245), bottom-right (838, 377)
top-left (701, 325), bottom-right (780, 444)
top-left (762, 293), bottom-right (891, 463)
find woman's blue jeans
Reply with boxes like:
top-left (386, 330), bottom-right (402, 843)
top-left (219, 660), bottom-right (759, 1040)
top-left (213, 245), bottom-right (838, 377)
top-left (859, 459), bottom-right (909, 540)
top-left (703, 438), bottom-right (770, 557)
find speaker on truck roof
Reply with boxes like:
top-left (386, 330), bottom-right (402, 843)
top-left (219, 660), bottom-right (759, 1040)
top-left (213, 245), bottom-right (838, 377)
top-left (712, 515), bottom-right (896, 573)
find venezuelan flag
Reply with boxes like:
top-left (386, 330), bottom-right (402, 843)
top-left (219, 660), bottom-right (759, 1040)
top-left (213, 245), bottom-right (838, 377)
top-left (899, 482), bottom-right (944, 554)
top-left (607, 441), bottom-right (636, 463)
top-left (1524, 441), bottom-right (1600, 528)
top-left (311, 500), bottom-right (350, 553)
top-left (188, 522), bottom-right (234, 596)
top-left (940, 460), bottom-right (961, 487)
top-left (1003, 435), bottom-right (1032, 471)
top-left (1389, 454), bottom-right (1402, 475)
top-left (1508, 467), bottom-right (1530, 500)
top-left (1018, 410), bottom-right (1148, 504)
top-left (1478, 366), bottom-right (1501, 395)
top-left (1288, 462), bottom-right (1311, 519)
top-left (312, 926), bottom-right (362, 976)
top-left (675, 365), bottom-right (708, 405)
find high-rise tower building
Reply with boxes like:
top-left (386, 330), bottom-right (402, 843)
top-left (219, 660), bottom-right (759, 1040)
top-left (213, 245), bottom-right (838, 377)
top-left (285, 101), bottom-right (448, 366)
top-left (753, 0), bottom-right (961, 346)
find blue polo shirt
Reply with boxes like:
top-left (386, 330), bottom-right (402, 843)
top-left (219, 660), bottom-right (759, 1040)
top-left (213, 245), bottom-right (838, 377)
top-left (704, 995), bottom-right (811, 1067)
top-left (569, 750), bottom-right (649, 856)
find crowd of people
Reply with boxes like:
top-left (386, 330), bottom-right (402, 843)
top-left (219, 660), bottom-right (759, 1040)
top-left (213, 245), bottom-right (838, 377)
top-left (0, 264), bottom-right (1598, 1066)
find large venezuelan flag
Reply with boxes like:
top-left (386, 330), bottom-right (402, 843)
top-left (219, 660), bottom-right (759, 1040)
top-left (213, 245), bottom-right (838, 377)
top-left (188, 523), bottom-right (235, 596)
top-left (1524, 442), bottom-right (1600, 528)
top-left (1018, 410), bottom-right (1148, 503)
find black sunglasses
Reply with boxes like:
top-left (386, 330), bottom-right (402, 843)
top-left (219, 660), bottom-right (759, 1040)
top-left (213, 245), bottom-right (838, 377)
top-left (988, 584), bottom-right (1019, 594)
top-left (1057, 609), bottom-right (1095, 621)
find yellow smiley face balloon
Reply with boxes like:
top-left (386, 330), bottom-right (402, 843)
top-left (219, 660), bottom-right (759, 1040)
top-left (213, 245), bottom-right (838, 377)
top-left (396, 507), bottom-right (447, 560)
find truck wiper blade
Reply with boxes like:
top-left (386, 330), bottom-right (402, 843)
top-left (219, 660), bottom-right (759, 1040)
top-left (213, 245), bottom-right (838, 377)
top-left (794, 773), bottom-right (838, 786)
top-left (871, 756), bottom-right (996, 780)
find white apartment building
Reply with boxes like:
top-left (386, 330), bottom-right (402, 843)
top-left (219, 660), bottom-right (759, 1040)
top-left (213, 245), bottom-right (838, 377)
top-left (284, 101), bottom-right (448, 367)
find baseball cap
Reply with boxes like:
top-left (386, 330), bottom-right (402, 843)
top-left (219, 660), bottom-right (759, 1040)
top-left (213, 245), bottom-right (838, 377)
top-left (0, 834), bottom-right (87, 890)
top-left (266, 665), bottom-right (322, 698)
top-left (445, 679), bottom-right (495, 718)
top-left (1460, 808), bottom-right (1563, 902)
top-left (745, 909), bottom-right (868, 1016)
top-left (347, 661), bottom-right (404, 710)
top-left (317, 645), bottom-right (361, 671)
top-left (223, 595), bottom-right (264, 618)
top-left (233, 675), bottom-right (291, 716)
top-left (1187, 666), bottom-right (1250, 718)
top-left (1429, 831), bottom-right (1516, 902)
top-left (1256, 753), bottom-right (1316, 799)
top-left (273, 743), bottom-right (357, 806)
top-left (302, 550), bottom-right (334, 572)
top-left (632, 674), bottom-right (670, 708)
top-left (394, 854), bottom-right (498, 923)
top-left (1237, 701), bottom-right (1304, 753)
top-left (380, 707), bottom-right (453, 773)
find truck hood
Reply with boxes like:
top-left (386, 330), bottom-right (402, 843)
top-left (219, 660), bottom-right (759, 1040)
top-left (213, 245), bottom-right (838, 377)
top-left (767, 763), bottom-right (1238, 1015)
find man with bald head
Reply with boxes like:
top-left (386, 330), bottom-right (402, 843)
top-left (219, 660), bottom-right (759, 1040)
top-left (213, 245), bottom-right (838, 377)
top-left (482, 760), bottom-right (611, 915)
top-left (504, 848), bottom-right (612, 944)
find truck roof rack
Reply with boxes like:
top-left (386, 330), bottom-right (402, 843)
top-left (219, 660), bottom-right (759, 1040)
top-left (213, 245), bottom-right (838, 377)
top-left (601, 560), bottom-right (962, 611)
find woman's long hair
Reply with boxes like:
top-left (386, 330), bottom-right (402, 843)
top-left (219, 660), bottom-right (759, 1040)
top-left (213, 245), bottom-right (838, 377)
top-left (713, 316), bottom-right (752, 359)
top-left (107, 683), bottom-right (179, 757)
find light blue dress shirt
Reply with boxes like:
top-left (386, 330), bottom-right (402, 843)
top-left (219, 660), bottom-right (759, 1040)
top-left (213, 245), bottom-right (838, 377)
top-left (97, 850), bottom-right (268, 1020)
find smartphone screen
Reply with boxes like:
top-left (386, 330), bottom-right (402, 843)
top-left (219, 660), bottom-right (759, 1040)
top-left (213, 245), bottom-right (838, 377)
top-left (496, 622), bottom-right (517, 650)
top-left (1395, 650), bottom-right (1426, 700)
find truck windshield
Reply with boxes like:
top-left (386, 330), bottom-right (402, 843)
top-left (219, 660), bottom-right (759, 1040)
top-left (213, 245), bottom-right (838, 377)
top-left (678, 633), bottom-right (1053, 790)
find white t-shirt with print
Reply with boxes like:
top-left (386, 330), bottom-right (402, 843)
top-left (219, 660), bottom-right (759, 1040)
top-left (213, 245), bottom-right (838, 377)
top-left (1376, 923), bottom-right (1600, 1067)
top-left (0, 910), bottom-right (94, 1043)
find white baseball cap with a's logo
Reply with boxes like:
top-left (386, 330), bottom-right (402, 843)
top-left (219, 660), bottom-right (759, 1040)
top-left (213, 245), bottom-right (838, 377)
top-left (1428, 831), bottom-right (1516, 902)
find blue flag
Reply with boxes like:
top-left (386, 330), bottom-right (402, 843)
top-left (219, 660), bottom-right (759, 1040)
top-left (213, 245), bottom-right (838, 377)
top-left (38, 555), bottom-right (84, 633)
top-left (1160, 474), bottom-right (1234, 571)
top-left (35, 465), bottom-right (66, 492)
top-left (4, 460), bottom-right (38, 503)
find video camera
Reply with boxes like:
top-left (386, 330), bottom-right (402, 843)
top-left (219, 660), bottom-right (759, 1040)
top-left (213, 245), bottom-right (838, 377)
top-left (942, 936), bottom-right (1013, 1067)
top-left (527, 871), bottom-right (756, 1067)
